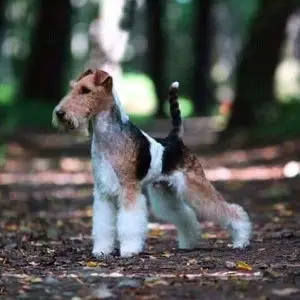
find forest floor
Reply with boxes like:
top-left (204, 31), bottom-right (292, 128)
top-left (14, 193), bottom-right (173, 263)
top-left (1, 130), bottom-right (300, 300)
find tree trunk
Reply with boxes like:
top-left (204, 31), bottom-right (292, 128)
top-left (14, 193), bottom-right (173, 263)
top-left (223, 0), bottom-right (300, 137)
top-left (193, 0), bottom-right (213, 115)
top-left (88, 0), bottom-right (136, 95)
top-left (0, 0), bottom-right (6, 45)
top-left (20, 0), bottom-right (71, 102)
top-left (146, 0), bottom-right (165, 117)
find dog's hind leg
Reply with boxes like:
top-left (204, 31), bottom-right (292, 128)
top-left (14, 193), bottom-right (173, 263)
top-left (147, 184), bottom-right (200, 249)
top-left (170, 170), bottom-right (251, 249)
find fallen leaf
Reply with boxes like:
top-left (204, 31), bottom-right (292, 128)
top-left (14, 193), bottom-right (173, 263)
top-left (201, 233), bottom-right (217, 239)
top-left (148, 228), bottom-right (164, 238)
top-left (161, 252), bottom-right (173, 258)
top-left (236, 261), bottom-right (253, 271)
top-left (272, 288), bottom-right (300, 296)
top-left (225, 261), bottom-right (253, 271)
top-left (5, 224), bottom-right (18, 231)
top-left (24, 276), bottom-right (43, 284)
top-left (87, 261), bottom-right (98, 267)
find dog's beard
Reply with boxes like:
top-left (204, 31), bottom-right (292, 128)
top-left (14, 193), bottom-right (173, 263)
top-left (52, 113), bottom-right (90, 140)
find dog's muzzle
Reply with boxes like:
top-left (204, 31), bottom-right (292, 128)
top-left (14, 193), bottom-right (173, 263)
top-left (55, 109), bottom-right (65, 120)
top-left (53, 108), bottom-right (76, 130)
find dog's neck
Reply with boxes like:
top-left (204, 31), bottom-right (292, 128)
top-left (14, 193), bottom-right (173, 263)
top-left (92, 88), bottom-right (130, 149)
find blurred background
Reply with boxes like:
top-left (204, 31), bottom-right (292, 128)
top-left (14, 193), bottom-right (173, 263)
top-left (1, 0), bottom-right (300, 200)
top-left (1, 0), bottom-right (300, 143)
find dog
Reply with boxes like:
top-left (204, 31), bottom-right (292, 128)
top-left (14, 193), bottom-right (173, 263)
top-left (53, 69), bottom-right (251, 258)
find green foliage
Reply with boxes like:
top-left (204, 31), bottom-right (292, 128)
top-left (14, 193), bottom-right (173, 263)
top-left (0, 83), bottom-right (16, 105)
top-left (121, 73), bottom-right (157, 116)
top-left (121, 73), bottom-right (194, 118)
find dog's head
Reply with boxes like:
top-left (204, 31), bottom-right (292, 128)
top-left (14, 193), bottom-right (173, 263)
top-left (52, 69), bottom-right (113, 136)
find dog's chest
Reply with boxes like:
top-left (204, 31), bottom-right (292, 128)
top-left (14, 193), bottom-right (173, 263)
top-left (92, 150), bottom-right (121, 196)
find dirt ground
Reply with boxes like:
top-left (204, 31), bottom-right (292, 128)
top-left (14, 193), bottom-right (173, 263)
top-left (1, 132), bottom-right (300, 299)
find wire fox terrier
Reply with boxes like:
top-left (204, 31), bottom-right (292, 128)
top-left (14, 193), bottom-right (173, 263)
top-left (53, 69), bottom-right (251, 258)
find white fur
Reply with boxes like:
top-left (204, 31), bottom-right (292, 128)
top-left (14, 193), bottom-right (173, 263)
top-left (117, 192), bottom-right (148, 257)
top-left (147, 185), bottom-right (200, 249)
top-left (92, 188), bottom-right (117, 257)
top-left (92, 111), bottom-right (110, 133)
top-left (171, 81), bottom-right (179, 89)
top-left (162, 171), bottom-right (251, 249)
top-left (167, 171), bottom-right (186, 195)
top-left (140, 131), bottom-right (164, 184)
top-left (226, 204), bottom-right (252, 248)
top-left (91, 140), bottom-right (121, 196)
top-left (91, 138), bottom-right (121, 257)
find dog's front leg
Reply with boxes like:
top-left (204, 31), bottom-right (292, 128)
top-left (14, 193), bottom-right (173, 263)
top-left (92, 188), bottom-right (117, 258)
top-left (117, 188), bottom-right (148, 257)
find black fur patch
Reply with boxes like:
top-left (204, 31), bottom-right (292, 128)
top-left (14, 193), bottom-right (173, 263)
top-left (156, 137), bottom-right (184, 174)
top-left (129, 123), bottom-right (151, 181)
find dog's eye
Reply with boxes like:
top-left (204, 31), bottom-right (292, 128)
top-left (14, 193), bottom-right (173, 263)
top-left (81, 87), bottom-right (91, 95)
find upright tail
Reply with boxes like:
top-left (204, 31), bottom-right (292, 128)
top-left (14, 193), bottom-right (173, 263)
top-left (167, 81), bottom-right (183, 139)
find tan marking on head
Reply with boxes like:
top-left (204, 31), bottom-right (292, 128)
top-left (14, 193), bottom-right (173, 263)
top-left (52, 69), bottom-right (114, 134)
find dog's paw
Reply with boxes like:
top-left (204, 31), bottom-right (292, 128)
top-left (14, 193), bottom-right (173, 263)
top-left (92, 245), bottom-right (114, 259)
top-left (232, 240), bottom-right (250, 249)
top-left (120, 242), bottom-right (142, 258)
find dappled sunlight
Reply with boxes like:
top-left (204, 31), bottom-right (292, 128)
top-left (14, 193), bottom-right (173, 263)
top-left (200, 140), bottom-right (300, 168)
top-left (1, 162), bottom-right (300, 187)
top-left (5, 186), bottom-right (91, 202)
top-left (0, 171), bottom-right (93, 185)
top-left (205, 165), bottom-right (283, 181)
top-left (59, 158), bottom-right (91, 172)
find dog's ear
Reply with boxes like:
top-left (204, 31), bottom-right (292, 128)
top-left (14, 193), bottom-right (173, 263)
top-left (94, 69), bottom-right (113, 90)
top-left (76, 69), bottom-right (93, 81)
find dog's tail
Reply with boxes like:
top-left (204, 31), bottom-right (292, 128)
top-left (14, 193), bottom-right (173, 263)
top-left (167, 81), bottom-right (183, 140)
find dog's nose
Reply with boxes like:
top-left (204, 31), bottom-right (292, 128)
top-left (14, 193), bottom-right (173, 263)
top-left (56, 109), bottom-right (65, 119)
